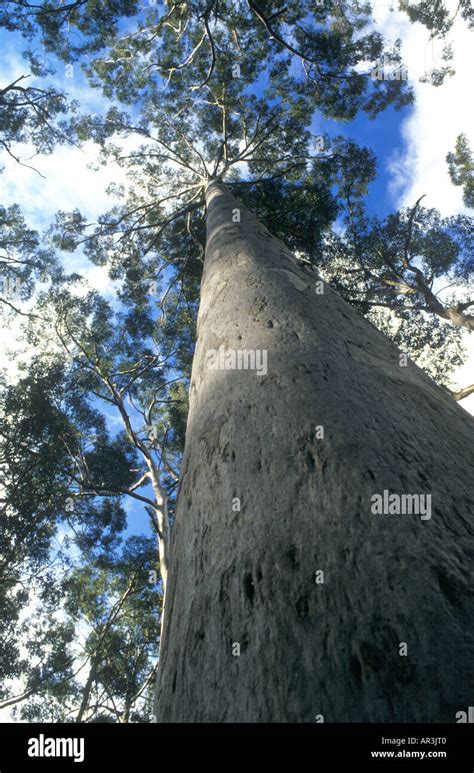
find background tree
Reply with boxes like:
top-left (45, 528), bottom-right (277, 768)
top-left (2, 535), bottom-right (160, 723)
top-left (0, 285), bottom-right (175, 719)
top-left (446, 133), bottom-right (474, 209)
top-left (320, 197), bottom-right (473, 398)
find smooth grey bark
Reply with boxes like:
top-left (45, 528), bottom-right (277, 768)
top-left (155, 180), bottom-right (474, 722)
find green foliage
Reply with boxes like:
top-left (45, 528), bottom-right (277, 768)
top-left (320, 204), bottom-right (473, 360)
top-left (1, 1), bottom-right (414, 120)
top-left (399, 0), bottom-right (473, 37)
top-left (0, 60), bottom-right (78, 313)
top-left (0, 205), bottom-right (59, 314)
top-left (0, 1), bottom-right (141, 60)
top-left (446, 133), bottom-right (474, 209)
top-left (8, 536), bottom-right (160, 722)
top-left (0, 72), bottom-right (74, 168)
top-left (0, 290), bottom-right (168, 716)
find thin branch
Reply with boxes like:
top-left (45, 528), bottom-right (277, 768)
top-left (0, 140), bottom-right (45, 177)
top-left (191, 6), bottom-right (217, 90)
top-left (450, 384), bottom-right (474, 401)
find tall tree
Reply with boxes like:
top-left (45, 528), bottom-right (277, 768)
top-left (155, 179), bottom-right (474, 722)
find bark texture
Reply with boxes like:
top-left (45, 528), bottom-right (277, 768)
top-left (155, 180), bottom-right (474, 722)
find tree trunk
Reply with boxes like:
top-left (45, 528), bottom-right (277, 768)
top-left (155, 180), bottom-right (474, 722)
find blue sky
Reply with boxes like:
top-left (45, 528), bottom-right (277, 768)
top-left (332, 105), bottom-right (407, 216)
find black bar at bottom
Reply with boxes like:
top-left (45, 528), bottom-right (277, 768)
top-left (0, 723), bottom-right (472, 770)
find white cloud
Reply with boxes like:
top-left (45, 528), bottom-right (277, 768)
top-left (0, 41), bottom-right (145, 228)
top-left (371, 2), bottom-right (473, 214)
top-left (1, 139), bottom-right (129, 228)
